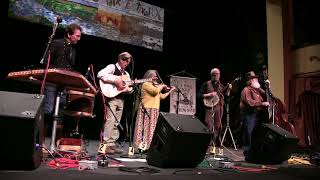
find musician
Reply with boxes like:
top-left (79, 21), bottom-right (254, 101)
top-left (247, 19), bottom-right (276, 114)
top-left (41, 23), bottom-right (82, 147)
top-left (198, 68), bottom-right (232, 147)
top-left (240, 71), bottom-right (270, 155)
top-left (42, 23), bottom-right (81, 69)
top-left (97, 52), bottom-right (133, 154)
top-left (133, 70), bottom-right (176, 152)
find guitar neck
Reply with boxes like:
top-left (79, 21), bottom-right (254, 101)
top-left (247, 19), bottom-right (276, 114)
top-left (136, 78), bottom-right (153, 83)
top-left (126, 78), bottom-right (153, 86)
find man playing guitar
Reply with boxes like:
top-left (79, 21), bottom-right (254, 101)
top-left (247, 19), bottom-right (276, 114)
top-left (97, 52), bottom-right (133, 155)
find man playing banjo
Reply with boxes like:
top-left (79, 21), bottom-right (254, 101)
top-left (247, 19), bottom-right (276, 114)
top-left (198, 68), bottom-right (232, 149)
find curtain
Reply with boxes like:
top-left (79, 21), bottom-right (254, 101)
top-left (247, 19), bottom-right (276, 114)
top-left (290, 71), bottom-right (320, 147)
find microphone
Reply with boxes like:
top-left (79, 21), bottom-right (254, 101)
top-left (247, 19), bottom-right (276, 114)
top-left (56, 16), bottom-right (62, 24)
top-left (85, 65), bottom-right (91, 79)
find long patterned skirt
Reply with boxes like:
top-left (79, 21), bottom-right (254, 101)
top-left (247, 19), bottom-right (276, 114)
top-left (133, 105), bottom-right (159, 150)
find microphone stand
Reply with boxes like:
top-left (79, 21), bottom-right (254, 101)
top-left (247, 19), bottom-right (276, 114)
top-left (221, 95), bottom-right (237, 150)
top-left (39, 18), bottom-right (65, 157)
top-left (120, 84), bottom-right (148, 158)
top-left (175, 87), bottom-right (193, 114)
top-left (176, 88), bottom-right (180, 114)
top-left (40, 18), bottom-right (61, 64)
top-left (177, 87), bottom-right (192, 107)
top-left (105, 103), bottom-right (124, 131)
top-left (39, 18), bottom-right (61, 95)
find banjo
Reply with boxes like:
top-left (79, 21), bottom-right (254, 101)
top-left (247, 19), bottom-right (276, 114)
top-left (203, 94), bottom-right (220, 108)
top-left (203, 76), bottom-right (241, 108)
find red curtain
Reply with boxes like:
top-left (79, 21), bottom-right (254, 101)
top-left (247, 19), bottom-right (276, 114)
top-left (290, 71), bottom-right (320, 147)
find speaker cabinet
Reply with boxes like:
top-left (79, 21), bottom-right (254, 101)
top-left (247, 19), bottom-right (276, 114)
top-left (246, 123), bottom-right (299, 164)
top-left (0, 91), bottom-right (44, 170)
top-left (146, 112), bottom-right (213, 168)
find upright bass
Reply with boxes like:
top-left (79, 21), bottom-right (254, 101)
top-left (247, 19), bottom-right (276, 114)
top-left (263, 75), bottom-right (296, 135)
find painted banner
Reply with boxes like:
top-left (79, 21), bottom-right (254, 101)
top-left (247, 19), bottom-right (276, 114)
top-left (169, 76), bottom-right (196, 115)
top-left (8, 0), bottom-right (164, 51)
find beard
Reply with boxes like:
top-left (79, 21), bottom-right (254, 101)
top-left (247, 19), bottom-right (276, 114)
top-left (251, 81), bottom-right (261, 89)
top-left (211, 78), bottom-right (219, 83)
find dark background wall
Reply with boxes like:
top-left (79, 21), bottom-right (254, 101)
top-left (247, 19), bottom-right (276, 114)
top-left (292, 0), bottom-right (320, 49)
top-left (3, 1), bottom-right (269, 78)
top-left (1, 0), bottom-right (268, 141)
top-left (2, 0), bottom-right (319, 142)
top-left (5, 0), bottom-right (319, 142)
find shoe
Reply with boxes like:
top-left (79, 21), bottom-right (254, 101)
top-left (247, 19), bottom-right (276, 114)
top-left (105, 146), bottom-right (115, 154)
top-left (42, 143), bottom-right (48, 154)
top-left (138, 149), bottom-right (148, 154)
top-left (110, 146), bottom-right (124, 154)
top-left (142, 149), bottom-right (148, 154)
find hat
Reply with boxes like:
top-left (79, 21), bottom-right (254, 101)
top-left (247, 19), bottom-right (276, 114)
top-left (245, 71), bottom-right (259, 81)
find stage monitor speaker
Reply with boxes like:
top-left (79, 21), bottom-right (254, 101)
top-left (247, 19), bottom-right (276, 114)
top-left (246, 123), bottom-right (299, 164)
top-left (146, 112), bottom-right (213, 168)
top-left (0, 91), bottom-right (44, 170)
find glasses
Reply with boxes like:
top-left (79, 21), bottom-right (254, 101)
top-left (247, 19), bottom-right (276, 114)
top-left (212, 73), bottom-right (220, 76)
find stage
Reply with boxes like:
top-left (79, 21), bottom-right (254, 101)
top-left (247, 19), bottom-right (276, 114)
top-left (1, 138), bottom-right (319, 180)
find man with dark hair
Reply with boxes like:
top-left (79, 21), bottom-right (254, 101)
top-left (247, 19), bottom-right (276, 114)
top-left (41, 23), bottom-right (82, 147)
top-left (42, 23), bottom-right (82, 69)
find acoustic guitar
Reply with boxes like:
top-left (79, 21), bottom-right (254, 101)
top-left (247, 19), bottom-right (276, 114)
top-left (99, 75), bottom-right (153, 98)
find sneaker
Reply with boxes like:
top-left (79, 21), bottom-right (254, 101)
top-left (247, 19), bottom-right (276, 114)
top-left (105, 146), bottom-right (115, 154)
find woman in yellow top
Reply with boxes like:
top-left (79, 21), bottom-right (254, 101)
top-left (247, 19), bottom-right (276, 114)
top-left (133, 70), bottom-right (176, 152)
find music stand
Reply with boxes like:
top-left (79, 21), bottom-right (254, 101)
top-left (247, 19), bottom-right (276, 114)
top-left (221, 97), bottom-right (237, 150)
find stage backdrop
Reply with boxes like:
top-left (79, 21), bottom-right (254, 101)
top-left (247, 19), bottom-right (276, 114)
top-left (8, 0), bottom-right (164, 51)
top-left (169, 76), bottom-right (196, 115)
